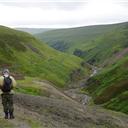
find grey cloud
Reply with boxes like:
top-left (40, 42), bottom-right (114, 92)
top-left (0, 0), bottom-right (128, 28)
top-left (113, 0), bottom-right (128, 7)
top-left (119, 2), bottom-right (128, 7)
top-left (0, 0), bottom-right (88, 10)
top-left (52, 2), bottom-right (88, 10)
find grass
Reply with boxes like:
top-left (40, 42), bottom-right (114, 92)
top-left (104, 91), bottom-right (128, 114)
top-left (35, 22), bottom-right (128, 55)
top-left (17, 106), bottom-right (44, 128)
top-left (0, 25), bottom-right (89, 87)
top-left (35, 24), bottom-right (116, 53)
top-left (27, 119), bottom-right (43, 128)
top-left (83, 57), bottom-right (128, 114)
top-left (15, 77), bottom-right (50, 97)
top-left (35, 22), bottom-right (128, 67)
top-left (16, 86), bottom-right (42, 96)
top-left (35, 22), bottom-right (128, 114)
top-left (85, 24), bottom-right (128, 65)
top-left (0, 118), bottom-right (14, 128)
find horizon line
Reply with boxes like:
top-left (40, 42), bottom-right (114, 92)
top-left (8, 21), bottom-right (128, 29)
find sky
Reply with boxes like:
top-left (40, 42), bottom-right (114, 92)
top-left (0, 0), bottom-right (128, 28)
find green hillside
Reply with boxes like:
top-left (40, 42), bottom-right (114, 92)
top-left (0, 25), bottom-right (88, 87)
top-left (35, 22), bottom-right (128, 66)
top-left (85, 22), bottom-right (128, 65)
top-left (76, 22), bottom-right (128, 114)
top-left (4, 22), bottom-right (128, 114)
top-left (84, 56), bottom-right (128, 114)
top-left (35, 23), bottom-right (126, 53)
top-left (36, 21), bottom-right (128, 114)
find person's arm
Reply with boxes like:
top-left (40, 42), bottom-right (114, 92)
top-left (0, 76), bottom-right (4, 89)
top-left (10, 76), bottom-right (16, 88)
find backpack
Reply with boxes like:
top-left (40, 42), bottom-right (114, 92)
top-left (2, 76), bottom-right (12, 92)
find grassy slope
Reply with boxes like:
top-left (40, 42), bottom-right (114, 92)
top-left (80, 22), bottom-right (128, 114)
top-left (36, 22), bottom-right (128, 113)
top-left (35, 22), bottom-right (128, 66)
top-left (85, 22), bottom-right (128, 65)
top-left (13, 22), bottom-right (128, 114)
top-left (0, 25), bottom-right (88, 87)
top-left (84, 57), bottom-right (128, 114)
top-left (35, 23), bottom-right (126, 53)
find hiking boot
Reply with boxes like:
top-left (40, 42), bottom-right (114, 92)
top-left (4, 112), bottom-right (8, 119)
top-left (9, 112), bottom-right (15, 119)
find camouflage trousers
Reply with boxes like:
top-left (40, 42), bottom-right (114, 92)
top-left (1, 93), bottom-right (14, 113)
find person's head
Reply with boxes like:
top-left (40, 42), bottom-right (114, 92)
top-left (2, 69), bottom-right (10, 77)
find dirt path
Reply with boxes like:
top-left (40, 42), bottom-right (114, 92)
top-left (34, 80), bottom-right (85, 112)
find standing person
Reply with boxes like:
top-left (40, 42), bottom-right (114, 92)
top-left (0, 69), bottom-right (16, 119)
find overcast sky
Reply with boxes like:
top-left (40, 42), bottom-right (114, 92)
top-left (0, 0), bottom-right (128, 28)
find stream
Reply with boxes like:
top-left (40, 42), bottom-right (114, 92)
top-left (64, 64), bottom-right (99, 105)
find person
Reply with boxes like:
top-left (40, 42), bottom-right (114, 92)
top-left (0, 69), bottom-right (16, 119)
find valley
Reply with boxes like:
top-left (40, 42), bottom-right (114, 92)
top-left (35, 22), bottom-right (128, 114)
top-left (0, 22), bottom-right (128, 128)
top-left (0, 62), bottom-right (127, 128)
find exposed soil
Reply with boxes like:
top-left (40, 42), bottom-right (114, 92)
top-left (0, 80), bottom-right (128, 128)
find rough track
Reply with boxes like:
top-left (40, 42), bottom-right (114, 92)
top-left (0, 80), bottom-right (127, 128)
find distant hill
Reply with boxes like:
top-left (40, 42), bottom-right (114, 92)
top-left (35, 22), bottom-right (128, 65)
top-left (0, 25), bottom-right (89, 87)
top-left (15, 28), bottom-right (53, 34)
top-left (84, 22), bottom-right (128, 66)
top-left (35, 23), bottom-right (123, 53)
